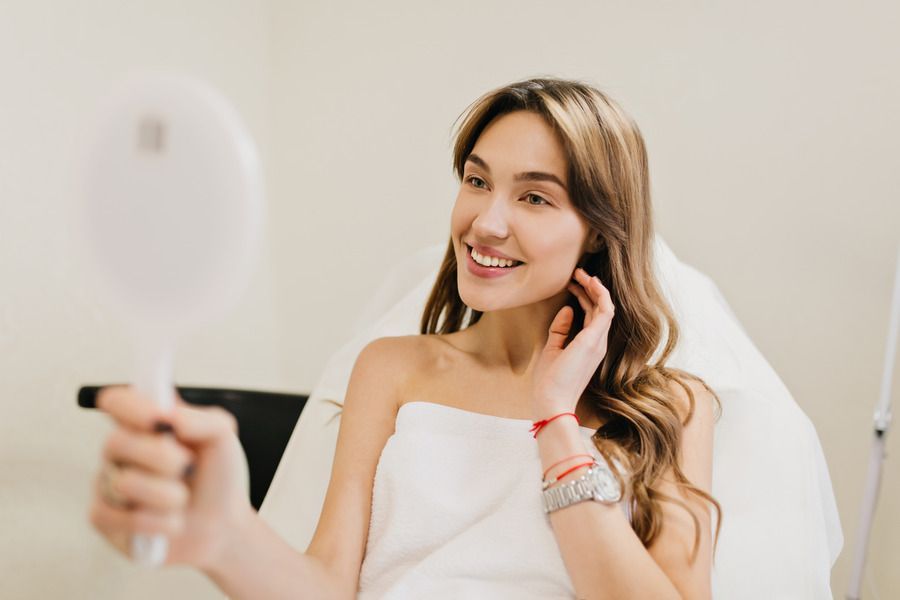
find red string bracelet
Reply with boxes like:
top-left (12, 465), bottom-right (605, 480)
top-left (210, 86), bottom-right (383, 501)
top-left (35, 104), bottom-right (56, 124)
top-left (529, 412), bottom-right (579, 438)
top-left (542, 453), bottom-right (595, 481)
top-left (543, 460), bottom-right (596, 490)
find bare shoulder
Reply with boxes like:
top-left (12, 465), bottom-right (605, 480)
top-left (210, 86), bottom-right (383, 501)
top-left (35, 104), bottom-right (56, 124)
top-left (353, 335), bottom-right (435, 392)
top-left (357, 334), bottom-right (433, 364)
top-left (353, 334), bottom-right (455, 399)
top-left (666, 377), bottom-right (718, 427)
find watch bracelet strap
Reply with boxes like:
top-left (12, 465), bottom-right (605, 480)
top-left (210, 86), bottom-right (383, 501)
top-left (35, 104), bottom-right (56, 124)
top-left (542, 462), bottom-right (622, 514)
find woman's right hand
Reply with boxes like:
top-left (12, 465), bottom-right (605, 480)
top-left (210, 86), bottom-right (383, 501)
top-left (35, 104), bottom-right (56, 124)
top-left (89, 385), bottom-right (254, 571)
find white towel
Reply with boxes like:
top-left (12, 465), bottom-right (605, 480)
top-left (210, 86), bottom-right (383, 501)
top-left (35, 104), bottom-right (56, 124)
top-left (357, 400), bottom-right (631, 600)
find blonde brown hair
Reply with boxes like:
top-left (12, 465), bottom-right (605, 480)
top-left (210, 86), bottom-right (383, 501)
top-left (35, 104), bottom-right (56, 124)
top-left (421, 77), bottom-right (722, 563)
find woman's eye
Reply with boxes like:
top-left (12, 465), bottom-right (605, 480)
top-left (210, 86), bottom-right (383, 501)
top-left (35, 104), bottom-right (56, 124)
top-left (524, 193), bottom-right (549, 206)
top-left (465, 175), bottom-right (487, 189)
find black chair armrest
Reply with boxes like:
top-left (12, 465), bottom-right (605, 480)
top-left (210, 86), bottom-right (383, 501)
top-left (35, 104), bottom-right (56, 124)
top-left (78, 385), bottom-right (309, 511)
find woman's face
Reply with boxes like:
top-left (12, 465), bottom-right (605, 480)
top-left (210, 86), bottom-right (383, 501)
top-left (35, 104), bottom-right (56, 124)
top-left (451, 110), bottom-right (592, 312)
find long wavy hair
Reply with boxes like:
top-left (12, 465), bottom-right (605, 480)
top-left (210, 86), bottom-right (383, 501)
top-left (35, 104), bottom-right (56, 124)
top-left (421, 77), bottom-right (722, 564)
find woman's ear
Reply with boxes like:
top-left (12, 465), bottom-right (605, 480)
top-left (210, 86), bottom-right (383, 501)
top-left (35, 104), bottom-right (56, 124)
top-left (586, 235), bottom-right (604, 253)
top-left (577, 236), bottom-right (603, 270)
top-left (577, 254), bottom-right (589, 269)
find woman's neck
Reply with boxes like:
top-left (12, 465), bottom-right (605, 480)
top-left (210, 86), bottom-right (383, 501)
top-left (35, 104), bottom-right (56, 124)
top-left (465, 289), bottom-right (570, 375)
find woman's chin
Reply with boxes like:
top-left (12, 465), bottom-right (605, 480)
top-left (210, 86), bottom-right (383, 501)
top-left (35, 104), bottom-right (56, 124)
top-left (459, 296), bottom-right (489, 314)
top-left (458, 288), bottom-right (529, 314)
top-left (458, 289), bottom-right (497, 313)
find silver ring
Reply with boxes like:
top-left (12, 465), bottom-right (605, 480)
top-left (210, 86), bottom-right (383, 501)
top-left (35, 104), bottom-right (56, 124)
top-left (99, 461), bottom-right (132, 509)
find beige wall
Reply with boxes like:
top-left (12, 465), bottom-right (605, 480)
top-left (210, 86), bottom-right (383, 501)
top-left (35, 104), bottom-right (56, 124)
top-left (1, 0), bottom-right (897, 597)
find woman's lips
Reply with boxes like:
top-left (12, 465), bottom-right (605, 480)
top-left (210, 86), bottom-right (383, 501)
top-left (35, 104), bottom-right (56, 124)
top-left (464, 244), bottom-right (523, 279)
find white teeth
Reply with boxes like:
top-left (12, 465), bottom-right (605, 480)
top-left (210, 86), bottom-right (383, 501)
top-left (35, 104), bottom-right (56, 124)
top-left (470, 246), bottom-right (518, 268)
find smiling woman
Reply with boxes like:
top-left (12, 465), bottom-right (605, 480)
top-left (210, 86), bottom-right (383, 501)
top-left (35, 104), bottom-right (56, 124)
top-left (91, 77), bottom-right (724, 600)
top-left (411, 78), bottom-right (721, 599)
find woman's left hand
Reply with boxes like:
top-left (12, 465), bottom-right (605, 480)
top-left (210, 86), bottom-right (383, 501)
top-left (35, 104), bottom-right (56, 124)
top-left (531, 267), bottom-right (616, 416)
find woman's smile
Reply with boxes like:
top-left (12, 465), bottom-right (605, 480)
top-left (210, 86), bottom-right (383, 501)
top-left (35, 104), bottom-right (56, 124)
top-left (464, 243), bottom-right (524, 279)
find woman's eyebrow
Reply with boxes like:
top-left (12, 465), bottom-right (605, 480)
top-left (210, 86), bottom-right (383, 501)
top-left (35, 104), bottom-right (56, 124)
top-left (466, 153), bottom-right (568, 192)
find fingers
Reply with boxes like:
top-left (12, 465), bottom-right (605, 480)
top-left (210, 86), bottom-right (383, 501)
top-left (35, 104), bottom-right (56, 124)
top-left (89, 459), bottom-right (188, 561)
top-left (89, 485), bottom-right (185, 538)
top-left (97, 386), bottom-right (236, 463)
top-left (571, 268), bottom-right (615, 318)
top-left (567, 282), bottom-right (594, 326)
top-left (96, 386), bottom-right (181, 432)
top-left (96, 387), bottom-right (236, 446)
top-left (546, 306), bottom-right (574, 351)
top-left (572, 268), bottom-right (602, 302)
top-left (96, 464), bottom-right (190, 512)
top-left (102, 427), bottom-right (194, 479)
top-left (169, 403), bottom-right (239, 447)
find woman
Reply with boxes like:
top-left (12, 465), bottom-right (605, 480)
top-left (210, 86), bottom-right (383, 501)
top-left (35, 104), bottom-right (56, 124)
top-left (90, 77), bottom-right (722, 599)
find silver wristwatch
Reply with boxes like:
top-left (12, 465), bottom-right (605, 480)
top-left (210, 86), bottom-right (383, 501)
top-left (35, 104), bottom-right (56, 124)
top-left (542, 462), bottom-right (623, 514)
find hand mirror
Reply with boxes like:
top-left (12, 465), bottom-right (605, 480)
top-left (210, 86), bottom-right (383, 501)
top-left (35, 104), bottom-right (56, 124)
top-left (78, 73), bottom-right (264, 566)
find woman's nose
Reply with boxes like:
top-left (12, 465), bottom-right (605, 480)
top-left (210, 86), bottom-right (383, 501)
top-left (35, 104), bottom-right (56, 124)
top-left (471, 195), bottom-right (510, 239)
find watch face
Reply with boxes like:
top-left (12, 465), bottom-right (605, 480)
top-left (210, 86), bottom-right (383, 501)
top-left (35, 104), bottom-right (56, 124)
top-left (592, 466), bottom-right (622, 503)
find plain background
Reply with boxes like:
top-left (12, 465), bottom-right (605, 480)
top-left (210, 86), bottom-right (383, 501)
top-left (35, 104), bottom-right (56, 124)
top-left (1, 1), bottom-right (897, 597)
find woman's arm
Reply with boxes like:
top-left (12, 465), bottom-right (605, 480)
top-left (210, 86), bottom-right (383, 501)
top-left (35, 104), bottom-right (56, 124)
top-left (203, 336), bottom-right (409, 599)
top-left (532, 269), bottom-right (714, 599)
top-left (536, 379), bottom-right (715, 600)
top-left (201, 510), bottom-right (347, 600)
top-left (90, 336), bottom-right (405, 600)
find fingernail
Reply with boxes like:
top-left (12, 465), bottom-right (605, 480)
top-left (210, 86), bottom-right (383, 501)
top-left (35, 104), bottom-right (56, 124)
top-left (153, 421), bottom-right (174, 434)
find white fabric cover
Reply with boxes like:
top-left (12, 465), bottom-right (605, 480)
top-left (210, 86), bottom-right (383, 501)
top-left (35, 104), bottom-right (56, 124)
top-left (357, 401), bottom-right (630, 599)
top-left (260, 235), bottom-right (843, 599)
